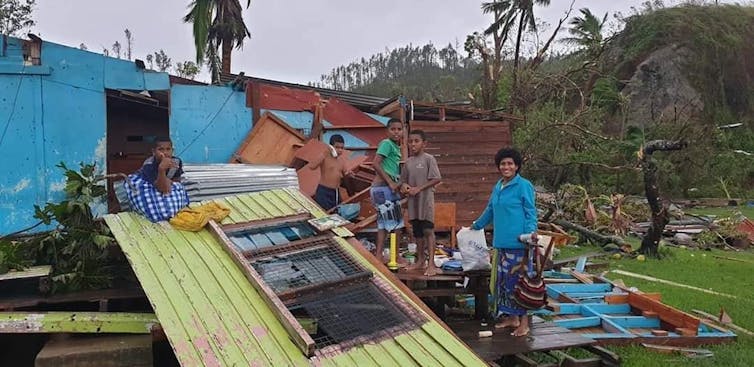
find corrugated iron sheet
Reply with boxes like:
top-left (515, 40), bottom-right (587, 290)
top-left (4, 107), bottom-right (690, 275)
top-left (116, 164), bottom-right (298, 211)
top-left (219, 73), bottom-right (390, 111)
top-left (105, 188), bottom-right (485, 366)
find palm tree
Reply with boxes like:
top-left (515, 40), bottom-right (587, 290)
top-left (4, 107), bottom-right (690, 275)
top-left (563, 8), bottom-right (608, 59)
top-left (483, 0), bottom-right (551, 101)
top-left (184, 0), bottom-right (251, 81)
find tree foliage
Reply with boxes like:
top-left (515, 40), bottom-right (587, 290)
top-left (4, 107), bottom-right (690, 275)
top-left (184, 0), bottom-right (251, 79)
top-left (154, 49), bottom-right (172, 72)
top-left (316, 42), bottom-right (477, 102)
top-left (175, 60), bottom-right (200, 79)
top-left (28, 163), bottom-right (117, 293)
top-left (0, 0), bottom-right (35, 36)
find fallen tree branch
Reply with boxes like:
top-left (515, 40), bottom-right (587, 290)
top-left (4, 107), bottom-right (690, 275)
top-left (553, 219), bottom-right (627, 247)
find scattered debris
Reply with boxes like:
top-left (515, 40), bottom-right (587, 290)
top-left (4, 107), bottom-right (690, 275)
top-left (692, 309), bottom-right (754, 337)
top-left (641, 343), bottom-right (713, 358)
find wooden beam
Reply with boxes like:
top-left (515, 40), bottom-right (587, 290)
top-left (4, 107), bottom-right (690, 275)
top-left (611, 270), bottom-right (738, 299)
top-left (327, 187), bottom-right (370, 214)
top-left (0, 265), bottom-right (51, 281)
top-left (208, 221), bottom-right (316, 357)
top-left (0, 312), bottom-right (158, 334)
top-left (221, 213), bottom-right (312, 234)
top-left (0, 288), bottom-right (147, 311)
top-left (627, 292), bottom-right (700, 333)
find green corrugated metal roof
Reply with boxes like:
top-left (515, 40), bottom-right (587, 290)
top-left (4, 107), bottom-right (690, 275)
top-left (105, 188), bottom-right (486, 366)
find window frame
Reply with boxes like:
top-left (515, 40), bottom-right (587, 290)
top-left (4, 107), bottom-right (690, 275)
top-left (209, 216), bottom-right (424, 357)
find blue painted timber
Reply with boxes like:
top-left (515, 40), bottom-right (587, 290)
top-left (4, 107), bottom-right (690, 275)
top-left (546, 283), bottom-right (613, 299)
top-left (0, 37), bottom-right (169, 235)
top-left (554, 316), bottom-right (602, 329)
top-left (582, 333), bottom-right (637, 339)
top-left (605, 316), bottom-right (661, 329)
top-left (601, 317), bottom-right (634, 336)
top-left (581, 304), bottom-right (632, 316)
top-left (575, 256), bottom-right (587, 272)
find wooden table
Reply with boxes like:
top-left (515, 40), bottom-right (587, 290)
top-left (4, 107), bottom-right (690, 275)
top-left (395, 268), bottom-right (490, 320)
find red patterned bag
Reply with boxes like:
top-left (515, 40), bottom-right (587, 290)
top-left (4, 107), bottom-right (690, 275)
top-left (511, 242), bottom-right (553, 310)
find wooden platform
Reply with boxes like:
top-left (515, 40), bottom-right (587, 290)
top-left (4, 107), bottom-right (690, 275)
top-left (395, 268), bottom-right (490, 319)
top-left (448, 317), bottom-right (596, 362)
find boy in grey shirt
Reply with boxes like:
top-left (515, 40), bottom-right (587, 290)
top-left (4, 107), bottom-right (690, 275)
top-left (400, 130), bottom-right (442, 276)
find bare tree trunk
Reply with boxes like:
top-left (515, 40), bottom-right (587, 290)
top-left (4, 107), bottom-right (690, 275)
top-left (221, 38), bottom-right (232, 75)
top-left (511, 12), bottom-right (526, 103)
top-left (639, 140), bottom-right (687, 257)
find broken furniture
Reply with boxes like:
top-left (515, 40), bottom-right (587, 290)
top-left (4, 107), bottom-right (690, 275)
top-left (541, 272), bottom-right (737, 345)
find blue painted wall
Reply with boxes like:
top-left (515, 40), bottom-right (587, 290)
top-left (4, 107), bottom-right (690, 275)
top-left (0, 36), bottom-right (169, 235)
top-left (170, 85), bottom-right (251, 163)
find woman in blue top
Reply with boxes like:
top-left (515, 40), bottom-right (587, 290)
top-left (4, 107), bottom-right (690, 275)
top-left (471, 147), bottom-right (538, 337)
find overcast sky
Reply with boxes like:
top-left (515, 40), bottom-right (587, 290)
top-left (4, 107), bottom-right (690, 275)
top-left (33, 0), bottom-right (740, 85)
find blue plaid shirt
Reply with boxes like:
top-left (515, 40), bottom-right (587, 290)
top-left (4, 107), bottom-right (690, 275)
top-left (125, 174), bottom-right (189, 222)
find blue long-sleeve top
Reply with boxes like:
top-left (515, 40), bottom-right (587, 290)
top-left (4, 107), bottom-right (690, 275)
top-left (471, 174), bottom-right (538, 249)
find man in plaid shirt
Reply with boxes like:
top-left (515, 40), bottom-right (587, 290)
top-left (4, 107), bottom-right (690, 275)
top-left (125, 137), bottom-right (189, 222)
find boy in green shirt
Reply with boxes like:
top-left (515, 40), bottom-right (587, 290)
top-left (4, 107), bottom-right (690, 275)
top-left (371, 118), bottom-right (405, 260)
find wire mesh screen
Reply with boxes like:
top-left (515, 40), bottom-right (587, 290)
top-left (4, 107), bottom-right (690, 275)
top-left (288, 282), bottom-right (415, 349)
top-left (249, 237), bottom-right (368, 294)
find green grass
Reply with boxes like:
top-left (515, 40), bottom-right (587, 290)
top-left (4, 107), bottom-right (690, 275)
top-left (549, 205), bottom-right (754, 366)
top-left (686, 206), bottom-right (754, 219)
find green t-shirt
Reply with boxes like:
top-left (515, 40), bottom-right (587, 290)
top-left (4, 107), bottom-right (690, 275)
top-left (376, 138), bottom-right (401, 181)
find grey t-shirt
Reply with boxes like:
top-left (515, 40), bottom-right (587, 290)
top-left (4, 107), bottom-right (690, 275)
top-left (401, 152), bottom-right (441, 222)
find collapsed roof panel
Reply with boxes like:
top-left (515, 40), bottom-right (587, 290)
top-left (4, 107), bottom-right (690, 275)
top-left (104, 188), bottom-right (486, 366)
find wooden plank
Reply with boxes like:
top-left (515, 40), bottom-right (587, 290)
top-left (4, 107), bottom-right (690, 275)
top-left (604, 294), bottom-right (629, 304)
top-left (628, 292), bottom-right (700, 333)
top-left (581, 304), bottom-right (631, 316)
top-left (605, 316), bottom-right (661, 329)
top-left (555, 317), bottom-right (602, 329)
top-left (0, 265), bottom-right (51, 281)
top-left (222, 213), bottom-right (312, 234)
top-left (0, 312), bottom-right (158, 333)
top-left (208, 220), bottom-right (316, 357)
top-left (232, 112), bottom-right (305, 165)
top-left (449, 320), bottom-right (595, 360)
top-left (0, 287), bottom-right (146, 311)
top-left (611, 270), bottom-right (738, 299)
top-left (570, 271), bottom-right (593, 284)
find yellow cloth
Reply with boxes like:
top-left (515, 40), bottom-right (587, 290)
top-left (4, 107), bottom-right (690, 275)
top-left (194, 201), bottom-right (231, 222)
top-left (169, 202), bottom-right (231, 231)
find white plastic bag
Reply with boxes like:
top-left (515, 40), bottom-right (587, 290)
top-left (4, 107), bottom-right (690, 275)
top-left (456, 227), bottom-right (491, 271)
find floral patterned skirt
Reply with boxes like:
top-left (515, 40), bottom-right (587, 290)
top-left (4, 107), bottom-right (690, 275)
top-left (489, 248), bottom-right (533, 318)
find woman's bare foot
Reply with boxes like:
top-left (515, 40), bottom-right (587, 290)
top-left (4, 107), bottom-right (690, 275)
top-left (423, 265), bottom-right (438, 277)
top-left (511, 317), bottom-right (530, 336)
top-left (494, 316), bottom-right (519, 329)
